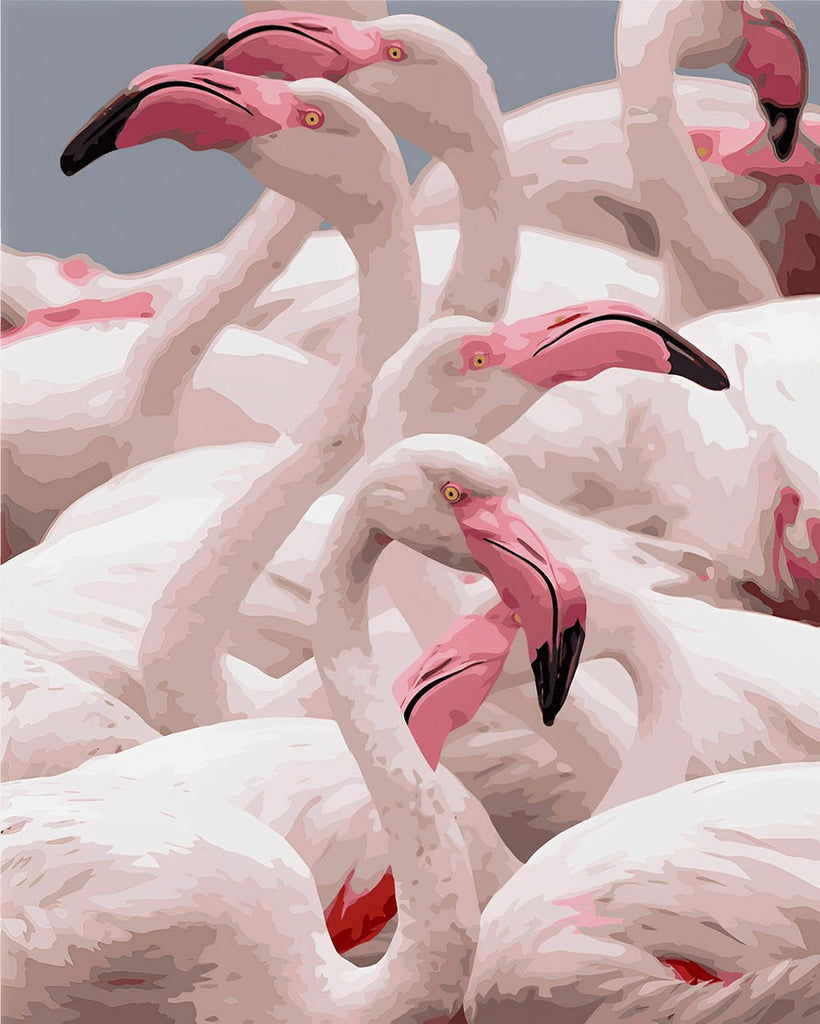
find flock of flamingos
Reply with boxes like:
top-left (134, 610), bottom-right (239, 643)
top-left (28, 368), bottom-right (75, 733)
top-left (3, 0), bottom-right (820, 1020)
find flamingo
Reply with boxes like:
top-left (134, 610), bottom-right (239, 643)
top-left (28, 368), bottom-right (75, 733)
top-left (2, 428), bottom-right (583, 738)
top-left (229, 4), bottom-right (814, 304)
top-left (690, 114), bottom-right (820, 296)
top-left (614, 0), bottom-right (817, 307)
top-left (193, 6), bottom-right (798, 321)
top-left (1, 433), bottom-right (583, 1023)
top-left (491, 295), bottom-right (820, 623)
top-left (1, 645), bottom-right (157, 783)
top-left (0, 191), bottom-right (320, 346)
top-left (236, 485), bottom-right (819, 952)
top-left (332, 584), bottom-right (820, 952)
top-left (5, 54), bottom-right (726, 561)
top-left (3, 68), bottom-right (420, 558)
top-left (184, 8), bottom-right (820, 619)
top-left (1, 293), bottom-right (730, 731)
top-left (466, 762), bottom-right (820, 1022)
top-left (238, 299), bottom-right (818, 694)
top-left (4, 714), bottom-right (519, 966)
top-left (242, 480), bottom-right (820, 855)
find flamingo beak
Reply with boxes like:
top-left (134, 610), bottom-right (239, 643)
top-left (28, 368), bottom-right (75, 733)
top-left (60, 66), bottom-right (285, 177)
top-left (501, 303), bottom-right (729, 392)
top-left (453, 496), bottom-right (586, 727)
top-left (191, 12), bottom-right (365, 81)
top-left (61, 87), bottom-right (148, 176)
top-left (392, 604), bottom-right (520, 769)
top-left (731, 8), bottom-right (808, 162)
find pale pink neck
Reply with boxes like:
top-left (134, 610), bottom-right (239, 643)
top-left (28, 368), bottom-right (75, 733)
top-left (132, 192), bottom-right (320, 446)
top-left (615, 2), bottom-right (779, 312)
top-left (433, 60), bottom-right (517, 321)
top-left (310, 489), bottom-right (478, 1021)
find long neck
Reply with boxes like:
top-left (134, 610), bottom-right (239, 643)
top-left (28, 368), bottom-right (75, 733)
top-left (137, 436), bottom-right (333, 731)
top-left (285, 154), bottom-right (422, 457)
top-left (130, 191), bottom-right (320, 449)
top-left (615, 0), bottom-right (779, 314)
top-left (433, 60), bottom-right (518, 322)
top-left (310, 498), bottom-right (479, 1022)
top-left (584, 588), bottom-right (717, 811)
top-left (338, 181), bottom-right (422, 378)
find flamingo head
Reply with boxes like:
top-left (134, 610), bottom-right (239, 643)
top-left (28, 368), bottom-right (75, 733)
top-left (730, 2), bottom-right (808, 160)
top-left (60, 66), bottom-right (307, 176)
top-left (365, 302), bottom-right (729, 455)
top-left (461, 301), bottom-right (730, 393)
top-left (192, 12), bottom-right (494, 159)
top-left (191, 10), bottom-right (386, 81)
top-left (60, 67), bottom-right (405, 231)
top-left (362, 435), bottom-right (586, 727)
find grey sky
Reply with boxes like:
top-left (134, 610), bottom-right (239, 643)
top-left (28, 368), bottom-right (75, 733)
top-left (2, 0), bottom-right (818, 272)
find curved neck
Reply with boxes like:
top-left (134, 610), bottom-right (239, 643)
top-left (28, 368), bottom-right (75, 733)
top-left (615, 2), bottom-right (779, 312)
top-left (310, 492), bottom-right (479, 1022)
top-left (131, 192), bottom-right (320, 443)
top-left (137, 437), bottom-right (335, 730)
top-left (428, 56), bottom-right (517, 322)
top-left (337, 175), bottom-right (422, 379)
top-left (285, 147), bottom-right (422, 453)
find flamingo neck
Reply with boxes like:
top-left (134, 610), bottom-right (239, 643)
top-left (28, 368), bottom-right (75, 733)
top-left (137, 437), bottom-right (333, 730)
top-left (131, 192), bottom-right (320, 445)
top-left (614, 2), bottom-right (779, 312)
top-left (311, 491), bottom-right (478, 1021)
top-left (340, 189), bottom-right (422, 378)
top-left (429, 60), bottom-right (517, 322)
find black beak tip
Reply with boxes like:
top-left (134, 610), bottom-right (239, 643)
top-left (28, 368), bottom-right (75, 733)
top-left (59, 136), bottom-right (113, 178)
top-left (59, 150), bottom-right (80, 177)
top-left (58, 90), bottom-right (139, 180)
top-left (760, 102), bottom-right (800, 162)
top-left (532, 620), bottom-right (585, 728)
top-left (663, 331), bottom-right (730, 392)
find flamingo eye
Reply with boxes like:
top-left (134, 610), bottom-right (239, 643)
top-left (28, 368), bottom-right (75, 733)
top-left (471, 352), bottom-right (488, 369)
top-left (441, 483), bottom-right (463, 504)
top-left (301, 108), bottom-right (324, 129)
top-left (387, 44), bottom-right (405, 61)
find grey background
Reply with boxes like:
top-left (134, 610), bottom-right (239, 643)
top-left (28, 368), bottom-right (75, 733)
top-left (2, 0), bottom-right (819, 272)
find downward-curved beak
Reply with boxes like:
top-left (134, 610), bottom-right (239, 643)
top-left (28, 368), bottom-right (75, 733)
top-left (61, 88), bottom-right (144, 176)
top-left (191, 11), bottom-right (359, 81)
top-left (731, 7), bottom-right (808, 162)
top-left (453, 496), bottom-right (586, 727)
top-left (393, 603), bottom-right (519, 769)
top-left (503, 303), bottom-right (729, 393)
top-left (60, 66), bottom-right (281, 177)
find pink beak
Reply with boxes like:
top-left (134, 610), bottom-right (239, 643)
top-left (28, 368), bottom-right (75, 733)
top-left (731, 4), bottom-right (808, 160)
top-left (451, 494), bottom-right (586, 728)
top-left (393, 602), bottom-right (520, 769)
top-left (461, 300), bottom-right (729, 392)
top-left (191, 10), bottom-right (382, 81)
top-left (61, 65), bottom-right (295, 176)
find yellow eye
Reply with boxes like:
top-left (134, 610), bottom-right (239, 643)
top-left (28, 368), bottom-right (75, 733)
top-left (387, 45), bottom-right (404, 61)
top-left (696, 145), bottom-right (708, 159)
top-left (302, 108), bottom-right (323, 128)
top-left (442, 483), bottom-right (462, 504)
top-left (471, 352), bottom-right (488, 369)
top-left (553, 315), bottom-right (566, 325)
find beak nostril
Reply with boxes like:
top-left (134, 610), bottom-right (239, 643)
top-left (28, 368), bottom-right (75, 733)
top-left (518, 538), bottom-right (547, 564)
